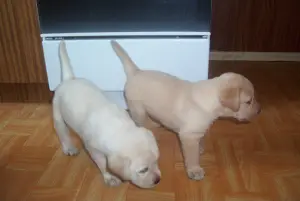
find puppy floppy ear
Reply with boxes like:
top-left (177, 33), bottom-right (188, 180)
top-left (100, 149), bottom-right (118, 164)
top-left (107, 155), bottom-right (131, 180)
top-left (219, 86), bottom-right (240, 112)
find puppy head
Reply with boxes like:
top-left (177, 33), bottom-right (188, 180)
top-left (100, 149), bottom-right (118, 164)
top-left (218, 72), bottom-right (261, 121)
top-left (107, 128), bottom-right (161, 188)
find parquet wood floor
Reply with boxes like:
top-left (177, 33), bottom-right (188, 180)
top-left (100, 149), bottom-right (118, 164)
top-left (1, 61), bottom-right (300, 201)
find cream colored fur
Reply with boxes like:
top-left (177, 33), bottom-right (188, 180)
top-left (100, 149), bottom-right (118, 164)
top-left (111, 40), bottom-right (261, 180)
top-left (52, 41), bottom-right (161, 188)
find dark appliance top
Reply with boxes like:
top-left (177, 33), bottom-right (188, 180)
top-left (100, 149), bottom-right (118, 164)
top-left (37, 0), bottom-right (211, 34)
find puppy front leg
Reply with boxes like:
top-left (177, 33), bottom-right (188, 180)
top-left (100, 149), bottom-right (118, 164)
top-left (179, 133), bottom-right (205, 180)
top-left (85, 146), bottom-right (122, 187)
top-left (199, 137), bottom-right (205, 154)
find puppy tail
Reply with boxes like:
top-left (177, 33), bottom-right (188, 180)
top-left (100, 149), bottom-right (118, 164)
top-left (59, 40), bottom-right (75, 81)
top-left (110, 40), bottom-right (139, 78)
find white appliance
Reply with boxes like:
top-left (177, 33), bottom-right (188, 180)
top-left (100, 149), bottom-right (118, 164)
top-left (37, 0), bottom-right (211, 108)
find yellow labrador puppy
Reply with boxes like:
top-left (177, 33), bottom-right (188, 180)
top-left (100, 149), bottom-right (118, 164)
top-left (52, 41), bottom-right (161, 188)
top-left (111, 40), bottom-right (261, 180)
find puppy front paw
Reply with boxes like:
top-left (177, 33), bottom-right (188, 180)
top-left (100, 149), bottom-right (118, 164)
top-left (187, 166), bottom-right (205, 180)
top-left (62, 146), bottom-right (79, 156)
top-left (104, 174), bottom-right (122, 187)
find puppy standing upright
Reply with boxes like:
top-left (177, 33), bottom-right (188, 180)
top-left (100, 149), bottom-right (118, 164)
top-left (52, 41), bottom-right (161, 188)
top-left (111, 40), bottom-right (261, 180)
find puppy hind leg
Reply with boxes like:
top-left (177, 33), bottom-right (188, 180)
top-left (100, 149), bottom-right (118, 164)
top-left (126, 101), bottom-right (148, 127)
top-left (146, 117), bottom-right (161, 128)
top-left (53, 109), bottom-right (79, 156)
top-left (127, 100), bottom-right (160, 128)
top-left (85, 146), bottom-right (122, 187)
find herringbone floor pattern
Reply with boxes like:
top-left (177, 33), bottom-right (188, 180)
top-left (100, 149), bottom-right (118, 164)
top-left (1, 61), bottom-right (300, 201)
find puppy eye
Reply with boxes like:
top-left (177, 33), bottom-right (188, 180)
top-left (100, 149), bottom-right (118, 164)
top-left (246, 99), bottom-right (252, 105)
top-left (138, 167), bottom-right (149, 174)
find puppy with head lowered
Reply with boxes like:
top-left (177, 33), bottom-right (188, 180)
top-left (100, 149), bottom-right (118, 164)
top-left (52, 41), bottom-right (161, 188)
top-left (111, 40), bottom-right (261, 180)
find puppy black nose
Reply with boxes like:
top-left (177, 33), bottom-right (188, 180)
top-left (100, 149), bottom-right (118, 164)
top-left (154, 177), bottom-right (160, 185)
top-left (257, 107), bottom-right (262, 114)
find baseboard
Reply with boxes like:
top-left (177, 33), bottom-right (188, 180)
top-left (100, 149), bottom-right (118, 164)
top-left (210, 51), bottom-right (300, 61)
top-left (0, 56), bottom-right (298, 103)
top-left (0, 83), bottom-right (128, 108)
top-left (0, 83), bottom-right (52, 103)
